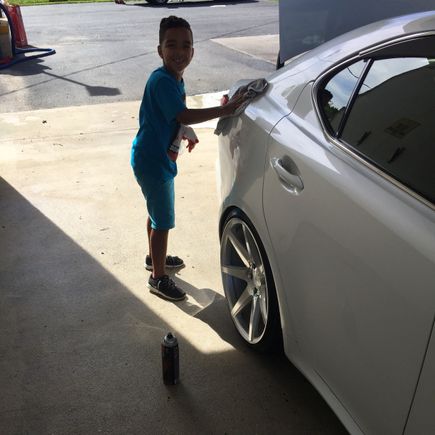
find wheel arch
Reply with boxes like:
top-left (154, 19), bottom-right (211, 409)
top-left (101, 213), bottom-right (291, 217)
top-left (219, 205), bottom-right (239, 240)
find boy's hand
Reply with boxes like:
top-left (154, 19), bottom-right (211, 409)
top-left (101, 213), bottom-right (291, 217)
top-left (221, 91), bottom-right (248, 116)
top-left (186, 139), bottom-right (197, 153)
top-left (179, 126), bottom-right (199, 153)
top-left (182, 134), bottom-right (199, 153)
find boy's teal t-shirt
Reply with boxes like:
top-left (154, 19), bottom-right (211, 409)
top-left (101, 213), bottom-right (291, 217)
top-left (131, 66), bottom-right (186, 183)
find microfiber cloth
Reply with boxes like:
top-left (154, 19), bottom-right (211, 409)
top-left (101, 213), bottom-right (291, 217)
top-left (214, 78), bottom-right (269, 136)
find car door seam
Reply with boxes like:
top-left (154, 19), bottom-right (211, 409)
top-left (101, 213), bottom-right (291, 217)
top-left (402, 312), bottom-right (435, 434)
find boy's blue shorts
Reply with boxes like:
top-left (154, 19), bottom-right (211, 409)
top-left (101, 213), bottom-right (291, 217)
top-left (138, 177), bottom-right (175, 230)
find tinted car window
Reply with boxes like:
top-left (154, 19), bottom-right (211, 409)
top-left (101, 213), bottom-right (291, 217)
top-left (341, 57), bottom-right (435, 204)
top-left (320, 60), bottom-right (365, 134)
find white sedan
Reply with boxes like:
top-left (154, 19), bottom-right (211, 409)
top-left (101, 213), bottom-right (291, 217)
top-left (217, 11), bottom-right (435, 435)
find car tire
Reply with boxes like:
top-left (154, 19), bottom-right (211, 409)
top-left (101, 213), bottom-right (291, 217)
top-left (220, 210), bottom-right (282, 352)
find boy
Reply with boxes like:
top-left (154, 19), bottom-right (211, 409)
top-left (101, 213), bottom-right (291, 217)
top-left (131, 16), bottom-right (245, 302)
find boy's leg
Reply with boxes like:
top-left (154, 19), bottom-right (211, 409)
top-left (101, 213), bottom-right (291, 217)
top-left (145, 179), bottom-right (185, 301)
top-left (147, 216), bottom-right (152, 257)
top-left (144, 179), bottom-right (184, 272)
top-left (150, 228), bottom-right (168, 279)
top-left (148, 227), bottom-right (186, 302)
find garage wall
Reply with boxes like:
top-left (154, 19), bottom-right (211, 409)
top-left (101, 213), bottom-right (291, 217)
top-left (279, 0), bottom-right (435, 64)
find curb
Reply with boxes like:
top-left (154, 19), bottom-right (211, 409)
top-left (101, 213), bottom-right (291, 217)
top-left (0, 91), bottom-right (227, 143)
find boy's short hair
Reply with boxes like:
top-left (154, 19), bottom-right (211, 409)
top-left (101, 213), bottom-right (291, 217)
top-left (159, 16), bottom-right (193, 44)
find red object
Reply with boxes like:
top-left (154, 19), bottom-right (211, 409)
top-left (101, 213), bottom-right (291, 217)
top-left (6, 5), bottom-right (28, 48)
top-left (220, 94), bottom-right (229, 106)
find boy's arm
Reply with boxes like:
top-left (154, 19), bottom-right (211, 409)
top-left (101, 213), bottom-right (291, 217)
top-left (176, 93), bottom-right (246, 125)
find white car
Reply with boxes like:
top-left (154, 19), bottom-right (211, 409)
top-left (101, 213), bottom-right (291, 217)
top-left (217, 11), bottom-right (435, 435)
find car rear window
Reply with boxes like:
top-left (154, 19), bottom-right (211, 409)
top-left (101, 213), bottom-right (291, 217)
top-left (318, 35), bottom-right (435, 206)
top-left (341, 56), bottom-right (435, 204)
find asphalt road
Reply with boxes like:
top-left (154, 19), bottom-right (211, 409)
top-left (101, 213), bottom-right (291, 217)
top-left (0, 0), bottom-right (278, 113)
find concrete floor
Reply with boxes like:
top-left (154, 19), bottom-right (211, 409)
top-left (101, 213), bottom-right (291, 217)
top-left (0, 99), bottom-right (348, 434)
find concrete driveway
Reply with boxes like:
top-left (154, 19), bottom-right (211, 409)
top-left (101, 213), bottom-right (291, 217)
top-left (0, 98), bottom-right (348, 434)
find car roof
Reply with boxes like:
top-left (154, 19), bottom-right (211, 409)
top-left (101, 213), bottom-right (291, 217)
top-left (270, 10), bottom-right (435, 83)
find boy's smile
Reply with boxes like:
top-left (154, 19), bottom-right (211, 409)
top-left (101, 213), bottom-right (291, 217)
top-left (158, 27), bottom-right (194, 81)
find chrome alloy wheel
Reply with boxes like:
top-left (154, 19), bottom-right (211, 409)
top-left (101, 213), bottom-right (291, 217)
top-left (221, 217), bottom-right (269, 344)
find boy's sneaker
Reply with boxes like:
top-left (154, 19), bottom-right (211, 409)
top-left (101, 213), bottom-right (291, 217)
top-left (148, 275), bottom-right (186, 301)
top-left (145, 255), bottom-right (185, 271)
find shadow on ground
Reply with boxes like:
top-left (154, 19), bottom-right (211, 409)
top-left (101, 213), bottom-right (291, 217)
top-left (0, 59), bottom-right (121, 97)
top-left (0, 177), bottom-right (346, 434)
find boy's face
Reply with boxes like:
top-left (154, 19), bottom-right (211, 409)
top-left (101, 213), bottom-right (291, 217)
top-left (158, 27), bottom-right (194, 80)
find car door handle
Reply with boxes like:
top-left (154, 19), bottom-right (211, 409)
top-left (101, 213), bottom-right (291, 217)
top-left (271, 157), bottom-right (304, 193)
